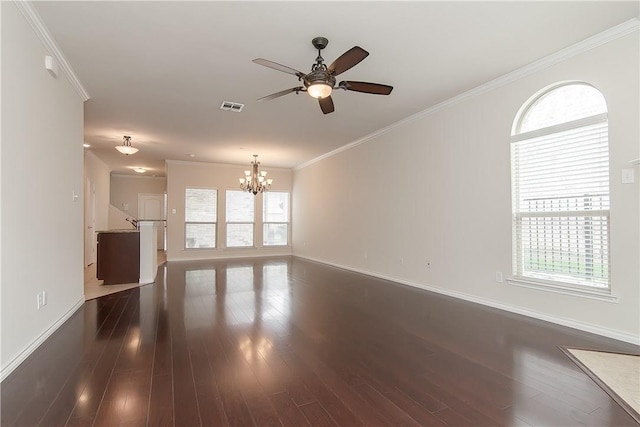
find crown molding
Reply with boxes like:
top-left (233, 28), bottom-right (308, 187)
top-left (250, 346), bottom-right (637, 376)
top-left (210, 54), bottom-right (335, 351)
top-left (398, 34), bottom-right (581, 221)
top-left (295, 18), bottom-right (640, 171)
top-left (14, 1), bottom-right (90, 101)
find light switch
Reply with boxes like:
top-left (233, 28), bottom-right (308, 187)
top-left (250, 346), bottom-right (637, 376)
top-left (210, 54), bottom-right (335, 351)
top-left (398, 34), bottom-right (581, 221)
top-left (622, 168), bottom-right (635, 184)
top-left (45, 56), bottom-right (58, 77)
top-left (171, 208), bottom-right (177, 214)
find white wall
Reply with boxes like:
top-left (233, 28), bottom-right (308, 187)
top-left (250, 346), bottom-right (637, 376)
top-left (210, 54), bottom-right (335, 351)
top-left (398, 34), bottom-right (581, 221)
top-left (108, 204), bottom-right (137, 230)
top-left (166, 160), bottom-right (293, 261)
top-left (1, 2), bottom-right (85, 378)
top-left (84, 151), bottom-right (110, 231)
top-left (0, 2), bottom-right (4, 368)
top-left (84, 150), bottom-right (111, 261)
top-left (293, 30), bottom-right (640, 344)
top-left (110, 174), bottom-right (167, 219)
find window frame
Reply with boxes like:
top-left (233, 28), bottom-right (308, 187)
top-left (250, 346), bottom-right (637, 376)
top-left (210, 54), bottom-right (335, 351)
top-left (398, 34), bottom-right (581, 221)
top-left (184, 187), bottom-right (217, 250)
top-left (262, 191), bottom-right (290, 247)
top-left (509, 82), bottom-right (615, 301)
top-left (225, 189), bottom-right (255, 248)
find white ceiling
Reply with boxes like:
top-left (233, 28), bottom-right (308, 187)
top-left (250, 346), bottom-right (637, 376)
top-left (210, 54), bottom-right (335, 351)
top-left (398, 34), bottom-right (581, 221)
top-left (34, 1), bottom-right (639, 176)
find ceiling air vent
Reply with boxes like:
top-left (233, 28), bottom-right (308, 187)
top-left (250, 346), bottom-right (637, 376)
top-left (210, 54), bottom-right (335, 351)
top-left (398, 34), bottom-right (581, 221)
top-left (220, 101), bottom-right (244, 112)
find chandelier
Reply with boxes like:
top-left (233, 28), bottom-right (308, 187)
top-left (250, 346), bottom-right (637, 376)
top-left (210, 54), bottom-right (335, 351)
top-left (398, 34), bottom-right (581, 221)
top-left (115, 135), bottom-right (138, 155)
top-left (239, 155), bottom-right (273, 195)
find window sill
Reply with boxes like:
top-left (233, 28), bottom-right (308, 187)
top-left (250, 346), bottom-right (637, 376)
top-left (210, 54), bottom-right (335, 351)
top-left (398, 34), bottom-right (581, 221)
top-left (507, 276), bottom-right (618, 303)
top-left (184, 246), bottom-right (291, 251)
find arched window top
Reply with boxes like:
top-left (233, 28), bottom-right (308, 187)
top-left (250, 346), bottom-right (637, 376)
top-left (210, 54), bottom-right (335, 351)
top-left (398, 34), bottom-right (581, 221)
top-left (515, 83), bottom-right (607, 135)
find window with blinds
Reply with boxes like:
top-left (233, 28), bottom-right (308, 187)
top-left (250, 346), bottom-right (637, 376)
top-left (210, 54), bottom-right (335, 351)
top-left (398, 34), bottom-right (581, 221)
top-left (263, 192), bottom-right (289, 246)
top-left (511, 83), bottom-right (610, 290)
top-left (226, 190), bottom-right (254, 247)
top-left (185, 188), bottom-right (217, 249)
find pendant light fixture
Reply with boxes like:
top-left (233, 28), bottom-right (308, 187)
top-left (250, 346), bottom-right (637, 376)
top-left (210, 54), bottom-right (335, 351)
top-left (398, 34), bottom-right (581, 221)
top-left (239, 155), bottom-right (273, 195)
top-left (115, 136), bottom-right (138, 155)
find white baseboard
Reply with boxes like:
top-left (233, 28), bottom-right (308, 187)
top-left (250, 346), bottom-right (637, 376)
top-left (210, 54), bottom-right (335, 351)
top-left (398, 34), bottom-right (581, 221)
top-left (167, 249), bottom-right (292, 262)
top-left (296, 255), bottom-right (640, 346)
top-left (0, 296), bottom-right (85, 382)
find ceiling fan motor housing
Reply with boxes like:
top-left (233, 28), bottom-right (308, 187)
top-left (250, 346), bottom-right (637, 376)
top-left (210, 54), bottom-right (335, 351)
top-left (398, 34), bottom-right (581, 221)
top-left (311, 37), bottom-right (329, 50)
top-left (304, 70), bottom-right (336, 90)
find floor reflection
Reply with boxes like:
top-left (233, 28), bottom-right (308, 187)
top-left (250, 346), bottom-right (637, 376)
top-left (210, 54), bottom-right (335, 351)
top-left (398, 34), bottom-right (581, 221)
top-left (177, 258), bottom-right (292, 359)
top-left (4, 255), bottom-right (638, 427)
top-left (238, 335), bottom-right (274, 363)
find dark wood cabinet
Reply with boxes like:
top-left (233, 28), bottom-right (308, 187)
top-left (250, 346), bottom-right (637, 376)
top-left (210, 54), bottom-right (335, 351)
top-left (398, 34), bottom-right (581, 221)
top-left (97, 231), bottom-right (140, 284)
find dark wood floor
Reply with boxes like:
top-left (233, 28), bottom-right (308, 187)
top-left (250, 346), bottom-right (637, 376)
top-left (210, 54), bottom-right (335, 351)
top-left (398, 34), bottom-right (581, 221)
top-left (2, 256), bottom-right (638, 427)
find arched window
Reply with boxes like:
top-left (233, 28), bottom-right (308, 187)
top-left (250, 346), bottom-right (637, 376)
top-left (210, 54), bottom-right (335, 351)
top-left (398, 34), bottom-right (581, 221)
top-left (511, 82), bottom-right (610, 290)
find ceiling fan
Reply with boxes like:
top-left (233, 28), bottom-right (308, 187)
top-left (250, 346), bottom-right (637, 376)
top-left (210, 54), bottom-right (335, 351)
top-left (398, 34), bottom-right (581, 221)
top-left (253, 37), bottom-right (393, 114)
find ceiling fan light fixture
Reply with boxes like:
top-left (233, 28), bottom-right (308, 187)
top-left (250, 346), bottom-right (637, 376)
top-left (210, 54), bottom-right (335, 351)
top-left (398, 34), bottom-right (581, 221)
top-left (307, 82), bottom-right (333, 99)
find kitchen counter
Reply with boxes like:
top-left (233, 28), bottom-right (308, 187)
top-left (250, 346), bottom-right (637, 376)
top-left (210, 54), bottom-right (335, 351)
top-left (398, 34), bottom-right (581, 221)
top-left (96, 231), bottom-right (140, 284)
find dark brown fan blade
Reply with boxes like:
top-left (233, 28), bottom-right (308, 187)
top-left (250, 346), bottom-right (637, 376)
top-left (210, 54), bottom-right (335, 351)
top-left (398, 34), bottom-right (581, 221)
top-left (319, 96), bottom-right (334, 114)
top-left (340, 81), bottom-right (393, 95)
top-left (253, 59), bottom-right (305, 78)
top-left (257, 87), bottom-right (303, 102)
top-left (327, 46), bottom-right (369, 76)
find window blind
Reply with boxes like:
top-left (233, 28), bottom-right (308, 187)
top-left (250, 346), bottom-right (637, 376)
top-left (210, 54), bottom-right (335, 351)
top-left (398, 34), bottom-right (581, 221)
top-left (511, 119), bottom-right (610, 288)
top-left (226, 190), bottom-right (254, 247)
top-left (263, 192), bottom-right (289, 246)
top-left (185, 188), bottom-right (217, 248)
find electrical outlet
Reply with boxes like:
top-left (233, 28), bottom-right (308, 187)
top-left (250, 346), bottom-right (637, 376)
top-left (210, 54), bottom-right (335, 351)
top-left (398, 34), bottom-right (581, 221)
top-left (622, 168), bottom-right (635, 184)
top-left (495, 271), bottom-right (504, 283)
top-left (426, 261), bottom-right (431, 269)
